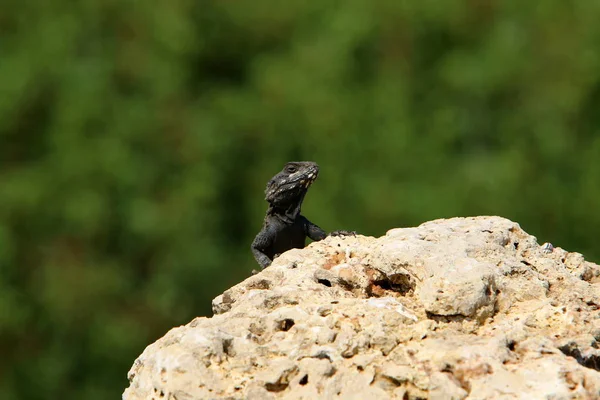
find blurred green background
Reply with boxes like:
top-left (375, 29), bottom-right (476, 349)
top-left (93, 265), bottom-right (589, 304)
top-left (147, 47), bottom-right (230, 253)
top-left (2, 1), bottom-right (600, 398)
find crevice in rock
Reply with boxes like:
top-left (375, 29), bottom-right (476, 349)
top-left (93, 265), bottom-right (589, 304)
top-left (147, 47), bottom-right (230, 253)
top-left (558, 343), bottom-right (600, 371)
top-left (264, 366), bottom-right (299, 392)
top-left (263, 294), bottom-right (285, 309)
top-left (323, 252), bottom-right (347, 270)
top-left (336, 277), bottom-right (357, 292)
top-left (299, 350), bottom-right (334, 363)
top-left (371, 372), bottom-right (403, 391)
top-left (265, 381), bottom-right (289, 392)
top-left (299, 374), bottom-right (308, 385)
top-left (367, 272), bottom-right (415, 297)
top-left (451, 370), bottom-right (473, 394)
top-left (372, 374), bottom-right (428, 400)
top-left (585, 300), bottom-right (599, 311)
top-left (441, 363), bottom-right (453, 373)
top-left (313, 351), bottom-right (332, 361)
top-left (222, 338), bottom-right (235, 357)
top-left (425, 312), bottom-right (469, 323)
top-left (247, 279), bottom-right (272, 290)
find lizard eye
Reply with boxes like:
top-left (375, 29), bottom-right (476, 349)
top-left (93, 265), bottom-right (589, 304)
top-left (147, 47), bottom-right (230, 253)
top-left (285, 165), bottom-right (297, 173)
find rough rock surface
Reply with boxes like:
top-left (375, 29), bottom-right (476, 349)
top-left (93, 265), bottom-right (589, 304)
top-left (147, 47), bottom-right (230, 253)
top-left (123, 217), bottom-right (600, 400)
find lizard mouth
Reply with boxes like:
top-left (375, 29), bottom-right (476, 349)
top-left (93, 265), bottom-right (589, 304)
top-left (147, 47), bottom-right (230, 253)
top-left (301, 169), bottom-right (318, 188)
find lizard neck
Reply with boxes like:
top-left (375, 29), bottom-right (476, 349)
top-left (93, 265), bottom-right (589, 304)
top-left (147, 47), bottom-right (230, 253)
top-left (267, 192), bottom-right (306, 225)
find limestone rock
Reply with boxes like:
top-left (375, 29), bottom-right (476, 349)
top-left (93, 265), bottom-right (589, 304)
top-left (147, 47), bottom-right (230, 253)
top-left (123, 216), bottom-right (600, 399)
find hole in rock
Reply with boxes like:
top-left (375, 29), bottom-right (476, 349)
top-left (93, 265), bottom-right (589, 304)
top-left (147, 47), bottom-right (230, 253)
top-left (513, 242), bottom-right (519, 250)
top-left (318, 279), bottom-right (332, 287)
top-left (373, 279), bottom-right (392, 291)
top-left (507, 340), bottom-right (516, 351)
top-left (279, 319), bottom-right (295, 331)
top-left (299, 375), bottom-right (308, 385)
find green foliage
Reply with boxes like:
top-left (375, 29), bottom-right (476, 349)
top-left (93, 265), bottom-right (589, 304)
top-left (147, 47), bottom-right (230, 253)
top-left (2, 1), bottom-right (600, 398)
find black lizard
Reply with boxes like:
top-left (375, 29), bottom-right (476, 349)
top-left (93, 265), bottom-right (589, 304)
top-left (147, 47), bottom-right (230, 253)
top-left (251, 161), bottom-right (349, 269)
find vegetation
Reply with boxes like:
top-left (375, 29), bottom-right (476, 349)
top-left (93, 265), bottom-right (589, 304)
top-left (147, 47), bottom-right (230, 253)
top-left (2, 1), bottom-right (599, 398)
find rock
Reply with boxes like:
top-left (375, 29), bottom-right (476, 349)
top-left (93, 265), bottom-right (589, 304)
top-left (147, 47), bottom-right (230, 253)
top-left (123, 216), bottom-right (600, 400)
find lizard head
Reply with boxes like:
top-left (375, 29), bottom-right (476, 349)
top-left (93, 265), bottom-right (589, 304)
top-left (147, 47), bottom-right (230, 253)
top-left (265, 161), bottom-right (319, 205)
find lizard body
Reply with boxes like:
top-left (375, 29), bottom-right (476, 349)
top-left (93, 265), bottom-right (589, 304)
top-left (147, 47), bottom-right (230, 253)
top-left (251, 161), bottom-right (327, 269)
